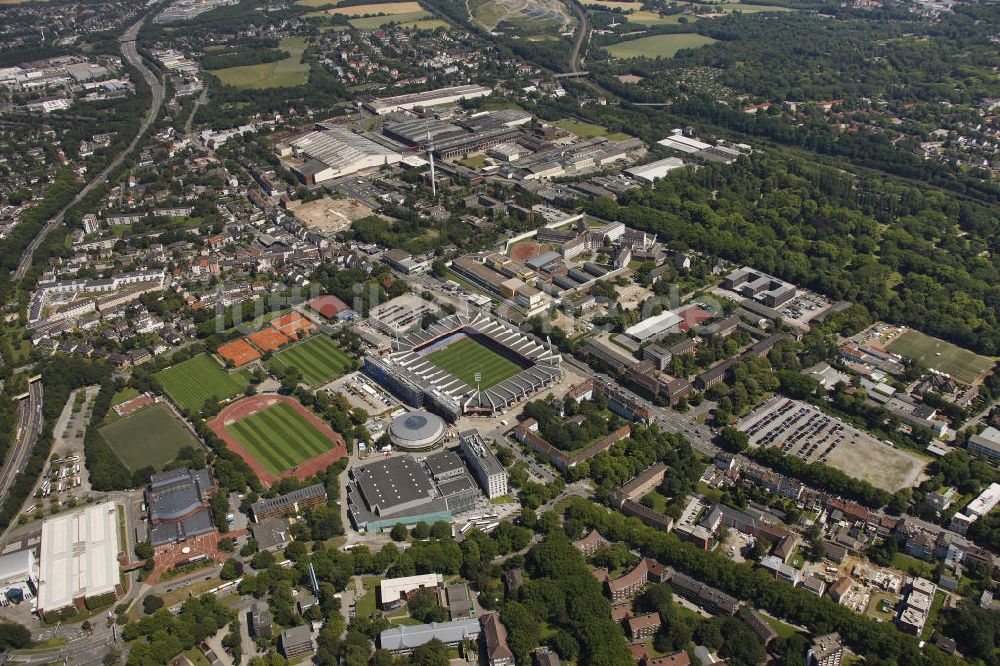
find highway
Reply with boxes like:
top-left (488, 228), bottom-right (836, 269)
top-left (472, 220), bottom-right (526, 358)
top-left (12, 14), bottom-right (165, 281)
top-left (0, 379), bottom-right (42, 511)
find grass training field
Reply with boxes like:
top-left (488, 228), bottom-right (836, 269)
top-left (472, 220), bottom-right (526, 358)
top-left (208, 37), bottom-right (309, 89)
top-left (553, 118), bottom-right (630, 140)
top-left (225, 402), bottom-right (339, 475)
top-left (100, 404), bottom-right (200, 472)
top-left (606, 33), bottom-right (716, 59)
top-left (154, 353), bottom-right (249, 413)
top-left (886, 329), bottom-right (994, 385)
top-left (266, 335), bottom-right (355, 386)
top-left (426, 336), bottom-right (524, 389)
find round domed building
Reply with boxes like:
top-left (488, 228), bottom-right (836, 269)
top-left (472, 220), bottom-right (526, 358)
top-left (388, 410), bottom-right (445, 451)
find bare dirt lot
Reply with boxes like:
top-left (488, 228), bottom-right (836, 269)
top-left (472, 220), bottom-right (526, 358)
top-left (615, 283), bottom-right (652, 310)
top-left (293, 196), bottom-right (374, 232)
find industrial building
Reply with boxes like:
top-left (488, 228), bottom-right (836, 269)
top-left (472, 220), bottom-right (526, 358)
top-left (625, 157), bottom-right (687, 183)
top-left (278, 124), bottom-right (402, 184)
top-left (38, 502), bottom-right (123, 618)
top-left (364, 84), bottom-right (492, 115)
top-left (145, 468), bottom-right (216, 547)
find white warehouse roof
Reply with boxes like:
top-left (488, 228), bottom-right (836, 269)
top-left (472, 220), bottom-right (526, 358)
top-left (38, 501), bottom-right (121, 614)
top-left (624, 310), bottom-right (683, 341)
top-left (657, 133), bottom-right (711, 154)
top-left (288, 126), bottom-right (402, 179)
top-left (626, 157), bottom-right (686, 183)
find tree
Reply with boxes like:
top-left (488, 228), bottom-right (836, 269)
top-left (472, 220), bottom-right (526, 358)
top-left (718, 427), bottom-right (749, 452)
top-left (410, 638), bottom-right (450, 666)
top-left (0, 622), bottom-right (31, 650)
top-left (390, 523), bottom-right (409, 542)
top-left (142, 595), bottom-right (164, 615)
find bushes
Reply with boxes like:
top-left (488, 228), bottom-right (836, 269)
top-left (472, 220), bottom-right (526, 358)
top-left (85, 592), bottom-right (119, 611)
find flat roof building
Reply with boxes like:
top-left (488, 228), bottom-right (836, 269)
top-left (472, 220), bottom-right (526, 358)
top-left (458, 429), bottom-right (508, 499)
top-left (280, 625), bottom-right (314, 658)
top-left (378, 573), bottom-right (444, 610)
top-left (364, 84), bottom-right (492, 115)
top-left (250, 484), bottom-right (327, 522)
top-left (380, 618), bottom-right (482, 654)
top-left (38, 502), bottom-right (122, 618)
top-left (969, 426), bottom-right (1000, 460)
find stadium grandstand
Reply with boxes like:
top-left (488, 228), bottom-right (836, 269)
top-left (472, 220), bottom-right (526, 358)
top-left (364, 313), bottom-right (561, 420)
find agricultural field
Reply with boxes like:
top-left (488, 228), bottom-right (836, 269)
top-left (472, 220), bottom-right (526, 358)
top-left (100, 404), bottom-right (200, 472)
top-left (154, 353), bottom-right (249, 413)
top-left (697, 1), bottom-right (795, 11)
top-left (208, 37), bottom-right (309, 89)
top-left (266, 335), bottom-right (355, 386)
top-left (886, 329), bottom-right (994, 385)
top-left (426, 337), bottom-right (524, 389)
top-left (605, 33), bottom-right (716, 59)
top-left (307, 1), bottom-right (424, 16)
top-left (348, 10), bottom-right (434, 28)
top-left (224, 401), bottom-right (340, 475)
top-left (583, 1), bottom-right (695, 24)
top-left (553, 118), bottom-right (630, 140)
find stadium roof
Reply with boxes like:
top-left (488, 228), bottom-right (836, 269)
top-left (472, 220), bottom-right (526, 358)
top-left (381, 312), bottom-right (562, 414)
top-left (38, 502), bottom-right (121, 614)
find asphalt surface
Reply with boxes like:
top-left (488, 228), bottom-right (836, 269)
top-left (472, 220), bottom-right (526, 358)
top-left (0, 379), bottom-right (42, 511)
top-left (13, 15), bottom-right (165, 281)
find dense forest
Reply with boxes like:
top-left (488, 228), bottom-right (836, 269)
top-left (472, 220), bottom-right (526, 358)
top-left (580, 153), bottom-right (1000, 355)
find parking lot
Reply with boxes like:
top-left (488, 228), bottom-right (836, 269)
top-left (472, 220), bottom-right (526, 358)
top-left (739, 397), bottom-right (926, 491)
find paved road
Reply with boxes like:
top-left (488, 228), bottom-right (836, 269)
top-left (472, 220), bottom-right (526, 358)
top-left (13, 14), bottom-right (165, 281)
top-left (562, 357), bottom-right (721, 457)
top-left (566, 0), bottom-right (590, 74)
top-left (0, 379), bottom-right (42, 509)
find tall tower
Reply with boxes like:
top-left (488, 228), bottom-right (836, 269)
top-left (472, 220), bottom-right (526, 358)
top-left (426, 131), bottom-right (437, 198)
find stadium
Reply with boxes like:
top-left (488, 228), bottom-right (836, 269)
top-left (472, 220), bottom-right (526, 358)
top-left (364, 313), bottom-right (562, 421)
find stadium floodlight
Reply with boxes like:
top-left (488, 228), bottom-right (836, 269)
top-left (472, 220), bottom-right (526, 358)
top-left (474, 372), bottom-right (482, 405)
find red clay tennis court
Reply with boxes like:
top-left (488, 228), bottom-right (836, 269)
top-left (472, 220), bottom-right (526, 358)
top-left (248, 327), bottom-right (291, 352)
top-left (217, 339), bottom-right (262, 367)
top-left (270, 311), bottom-right (316, 341)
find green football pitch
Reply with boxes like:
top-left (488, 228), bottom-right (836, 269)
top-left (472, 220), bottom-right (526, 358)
top-left (100, 404), bottom-right (200, 472)
top-left (154, 353), bottom-right (249, 413)
top-left (426, 336), bottom-right (525, 389)
top-left (225, 402), bottom-right (338, 474)
top-left (266, 335), bottom-right (355, 386)
top-left (886, 329), bottom-right (993, 385)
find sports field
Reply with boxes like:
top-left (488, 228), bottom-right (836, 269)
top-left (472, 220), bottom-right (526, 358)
top-left (426, 336), bottom-right (524, 389)
top-left (100, 404), bottom-right (200, 472)
top-left (605, 33), bottom-right (716, 59)
top-left (208, 37), bottom-right (309, 89)
top-left (225, 402), bottom-right (339, 475)
top-left (349, 10), bottom-right (434, 27)
top-left (154, 353), bottom-right (249, 413)
top-left (886, 330), bottom-right (994, 385)
top-left (266, 335), bottom-right (355, 386)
